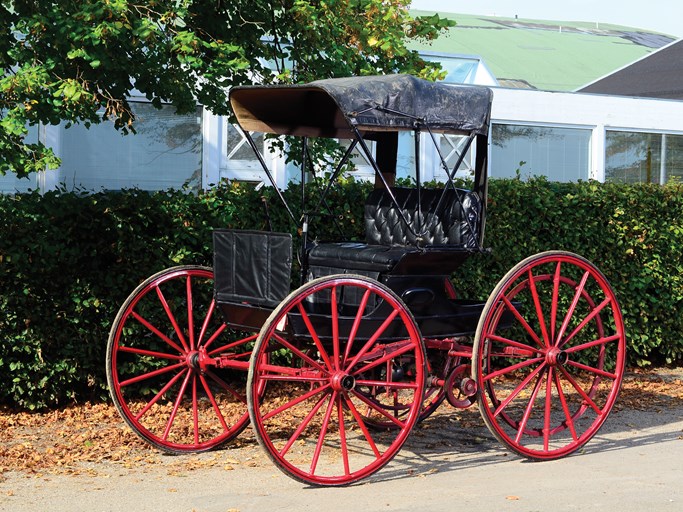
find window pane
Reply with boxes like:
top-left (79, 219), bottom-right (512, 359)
top-left (227, 124), bottom-right (264, 162)
top-left (0, 124), bottom-right (40, 194)
top-left (223, 124), bottom-right (274, 183)
top-left (338, 138), bottom-right (375, 180)
top-left (665, 134), bottom-right (683, 183)
top-left (423, 55), bottom-right (482, 84)
top-left (60, 103), bottom-right (202, 191)
top-left (491, 124), bottom-right (590, 182)
top-left (437, 134), bottom-right (474, 180)
top-left (605, 131), bottom-right (661, 184)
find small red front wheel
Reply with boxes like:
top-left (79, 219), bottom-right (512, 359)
top-left (107, 266), bottom-right (254, 453)
top-left (247, 274), bottom-right (426, 486)
top-left (473, 251), bottom-right (626, 460)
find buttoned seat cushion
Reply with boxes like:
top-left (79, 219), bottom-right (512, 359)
top-left (307, 187), bottom-right (480, 274)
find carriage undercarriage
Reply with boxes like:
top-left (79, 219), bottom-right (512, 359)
top-left (106, 75), bottom-right (626, 486)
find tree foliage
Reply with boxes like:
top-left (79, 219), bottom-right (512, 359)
top-left (0, 0), bottom-right (454, 177)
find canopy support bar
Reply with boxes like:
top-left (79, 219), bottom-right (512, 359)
top-left (426, 130), bottom-right (480, 250)
top-left (242, 129), bottom-right (298, 225)
top-left (351, 124), bottom-right (423, 243)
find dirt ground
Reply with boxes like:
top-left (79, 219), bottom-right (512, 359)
top-left (1, 368), bottom-right (682, 512)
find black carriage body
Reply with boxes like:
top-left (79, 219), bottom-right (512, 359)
top-left (215, 75), bottom-right (496, 339)
top-left (305, 185), bottom-right (488, 339)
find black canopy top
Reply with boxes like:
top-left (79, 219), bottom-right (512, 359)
top-left (229, 74), bottom-right (492, 139)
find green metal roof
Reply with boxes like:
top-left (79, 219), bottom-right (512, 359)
top-left (408, 12), bottom-right (675, 91)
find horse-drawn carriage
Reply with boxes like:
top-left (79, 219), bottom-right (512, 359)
top-left (106, 75), bottom-right (626, 486)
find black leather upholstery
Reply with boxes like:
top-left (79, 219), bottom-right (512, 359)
top-left (364, 187), bottom-right (479, 247)
top-left (308, 187), bottom-right (480, 275)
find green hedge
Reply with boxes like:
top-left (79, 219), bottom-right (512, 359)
top-left (0, 178), bottom-right (681, 409)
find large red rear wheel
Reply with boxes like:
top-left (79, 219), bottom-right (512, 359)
top-left (473, 251), bottom-right (626, 459)
top-left (247, 275), bottom-right (425, 486)
top-left (107, 266), bottom-right (254, 453)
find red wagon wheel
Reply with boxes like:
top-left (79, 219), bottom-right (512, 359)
top-left (473, 251), bottom-right (626, 459)
top-left (107, 265), bottom-right (255, 453)
top-left (247, 274), bottom-right (426, 486)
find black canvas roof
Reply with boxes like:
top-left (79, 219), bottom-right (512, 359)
top-left (229, 74), bottom-right (492, 138)
top-left (579, 39), bottom-right (683, 99)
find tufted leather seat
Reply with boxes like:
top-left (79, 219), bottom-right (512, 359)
top-left (308, 187), bottom-right (480, 275)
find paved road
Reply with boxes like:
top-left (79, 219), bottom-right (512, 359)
top-left (2, 398), bottom-right (682, 512)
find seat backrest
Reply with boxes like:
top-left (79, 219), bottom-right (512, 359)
top-left (364, 187), bottom-right (480, 247)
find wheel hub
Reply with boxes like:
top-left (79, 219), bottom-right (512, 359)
top-left (546, 347), bottom-right (569, 366)
top-left (187, 348), bottom-right (212, 372)
top-left (331, 372), bottom-right (356, 391)
top-left (188, 351), bottom-right (200, 369)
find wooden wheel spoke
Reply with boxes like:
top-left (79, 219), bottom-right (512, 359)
top-left (185, 276), bottom-right (196, 351)
top-left (201, 323), bottom-right (234, 353)
top-left (204, 369), bottom-right (247, 404)
top-left (278, 391), bottom-right (330, 457)
top-left (554, 369), bottom-right (578, 442)
top-left (337, 393), bottom-right (350, 476)
top-left (331, 285), bottom-right (341, 371)
top-left (502, 296), bottom-right (543, 348)
top-left (514, 367), bottom-right (546, 444)
top-left (192, 376), bottom-right (199, 445)
top-left (196, 298), bottom-right (217, 348)
top-left (309, 392), bottom-right (337, 476)
top-left (133, 369), bottom-right (188, 421)
top-left (120, 361), bottom-right (187, 388)
top-left (131, 310), bottom-right (186, 355)
top-left (551, 261), bottom-right (561, 341)
top-left (117, 345), bottom-right (183, 360)
top-left (560, 297), bottom-right (612, 348)
top-left (207, 333), bottom-right (257, 357)
top-left (566, 359), bottom-right (617, 380)
top-left (564, 333), bottom-right (622, 355)
top-left (543, 367), bottom-right (553, 451)
top-left (492, 362), bottom-right (546, 418)
top-left (486, 333), bottom-right (542, 355)
top-left (350, 389), bottom-right (407, 429)
top-left (344, 393), bottom-right (381, 458)
top-left (346, 309), bottom-right (400, 370)
top-left (155, 285), bottom-right (190, 353)
top-left (483, 356), bottom-right (544, 382)
top-left (198, 373), bottom-right (231, 432)
top-left (555, 271), bottom-right (590, 344)
top-left (263, 383), bottom-right (331, 421)
top-left (273, 332), bottom-right (328, 374)
top-left (351, 342), bottom-right (414, 377)
top-left (297, 302), bottom-right (334, 371)
top-left (527, 270), bottom-right (551, 347)
top-left (343, 289), bottom-right (372, 365)
top-left (558, 366), bottom-right (603, 415)
top-left (163, 369), bottom-right (193, 440)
